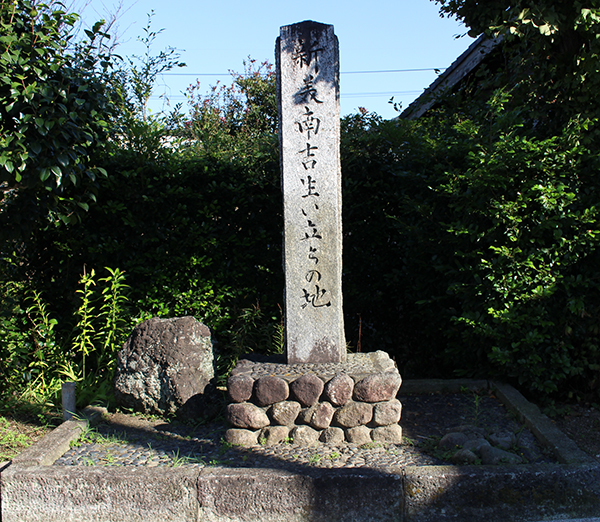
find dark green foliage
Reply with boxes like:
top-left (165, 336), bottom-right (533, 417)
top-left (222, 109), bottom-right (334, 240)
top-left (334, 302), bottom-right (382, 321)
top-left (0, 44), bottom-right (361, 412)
top-left (4, 0), bottom-right (600, 409)
top-left (417, 1), bottom-right (600, 399)
top-left (12, 129), bottom-right (284, 383)
top-left (435, 1), bottom-right (600, 143)
top-left (341, 98), bottom-right (600, 401)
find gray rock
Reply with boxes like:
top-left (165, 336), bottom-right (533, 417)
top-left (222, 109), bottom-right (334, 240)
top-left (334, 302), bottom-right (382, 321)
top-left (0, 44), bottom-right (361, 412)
top-left (290, 426), bottom-right (320, 446)
top-left (372, 424), bottom-right (403, 444)
top-left (227, 374), bottom-right (254, 403)
top-left (308, 402), bottom-right (335, 430)
top-left (289, 374), bottom-right (325, 407)
top-left (114, 317), bottom-right (215, 418)
top-left (353, 372), bottom-right (402, 403)
top-left (334, 401), bottom-right (373, 428)
top-left (254, 376), bottom-right (289, 407)
top-left (346, 426), bottom-right (372, 445)
top-left (297, 405), bottom-right (317, 425)
top-left (480, 445), bottom-right (523, 465)
top-left (230, 359), bottom-right (253, 375)
top-left (323, 373), bottom-right (354, 406)
top-left (259, 425), bottom-right (290, 445)
top-left (372, 399), bottom-right (403, 426)
top-left (451, 448), bottom-right (479, 465)
top-left (462, 438), bottom-right (490, 453)
top-left (225, 429), bottom-right (258, 446)
top-left (320, 427), bottom-right (345, 444)
top-left (269, 401), bottom-right (301, 426)
top-left (226, 403), bottom-right (270, 430)
top-left (516, 431), bottom-right (544, 462)
top-left (370, 351), bottom-right (397, 372)
top-left (439, 432), bottom-right (468, 450)
top-left (489, 429), bottom-right (517, 450)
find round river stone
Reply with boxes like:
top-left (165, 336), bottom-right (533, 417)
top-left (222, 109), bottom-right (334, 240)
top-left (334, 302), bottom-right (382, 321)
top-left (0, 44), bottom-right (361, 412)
top-left (227, 403), bottom-right (270, 430)
top-left (308, 402), bottom-right (335, 430)
top-left (225, 428), bottom-right (258, 446)
top-left (290, 374), bottom-right (324, 407)
top-left (227, 374), bottom-right (255, 403)
top-left (259, 425), bottom-right (290, 445)
top-left (334, 401), bottom-right (373, 428)
top-left (372, 399), bottom-right (403, 426)
top-left (254, 376), bottom-right (289, 407)
top-left (291, 425), bottom-right (320, 446)
top-left (269, 401), bottom-right (301, 426)
top-left (371, 424), bottom-right (402, 444)
top-left (353, 372), bottom-right (402, 403)
top-left (323, 373), bottom-right (354, 406)
top-left (345, 425), bottom-right (371, 445)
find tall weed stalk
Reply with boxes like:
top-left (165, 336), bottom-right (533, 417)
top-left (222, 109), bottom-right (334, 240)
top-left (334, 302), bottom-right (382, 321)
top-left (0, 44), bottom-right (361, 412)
top-left (97, 267), bottom-right (129, 375)
top-left (5, 267), bottom-right (130, 407)
top-left (23, 291), bottom-right (62, 402)
top-left (72, 269), bottom-right (97, 381)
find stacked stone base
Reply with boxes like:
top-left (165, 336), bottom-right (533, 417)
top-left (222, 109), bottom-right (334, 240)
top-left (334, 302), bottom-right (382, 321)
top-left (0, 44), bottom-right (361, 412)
top-left (225, 351), bottom-right (402, 446)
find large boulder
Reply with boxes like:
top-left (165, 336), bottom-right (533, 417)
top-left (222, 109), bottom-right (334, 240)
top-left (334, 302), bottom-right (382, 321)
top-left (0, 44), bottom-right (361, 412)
top-left (114, 317), bottom-right (216, 418)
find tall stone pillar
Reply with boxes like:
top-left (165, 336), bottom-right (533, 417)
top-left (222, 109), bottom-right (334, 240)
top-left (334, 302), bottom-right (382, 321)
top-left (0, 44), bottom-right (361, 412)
top-left (276, 21), bottom-right (345, 363)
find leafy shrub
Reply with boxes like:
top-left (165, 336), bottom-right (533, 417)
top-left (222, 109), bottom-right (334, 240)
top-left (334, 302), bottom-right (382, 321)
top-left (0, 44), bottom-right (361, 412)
top-left (0, 0), bottom-right (115, 230)
top-left (0, 265), bottom-right (130, 407)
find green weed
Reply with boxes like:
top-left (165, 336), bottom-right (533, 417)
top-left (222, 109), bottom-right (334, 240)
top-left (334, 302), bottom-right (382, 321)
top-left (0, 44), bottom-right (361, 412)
top-left (0, 417), bottom-right (34, 460)
top-left (171, 449), bottom-right (205, 467)
top-left (308, 453), bottom-right (322, 464)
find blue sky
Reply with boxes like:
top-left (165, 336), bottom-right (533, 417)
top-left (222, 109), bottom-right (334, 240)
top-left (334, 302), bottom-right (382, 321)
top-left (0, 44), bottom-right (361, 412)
top-left (73, 0), bottom-right (473, 119)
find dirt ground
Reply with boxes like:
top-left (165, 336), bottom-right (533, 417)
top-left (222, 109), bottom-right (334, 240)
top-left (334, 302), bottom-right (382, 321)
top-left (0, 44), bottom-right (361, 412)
top-left (0, 409), bottom-right (60, 461)
top-left (551, 403), bottom-right (600, 462)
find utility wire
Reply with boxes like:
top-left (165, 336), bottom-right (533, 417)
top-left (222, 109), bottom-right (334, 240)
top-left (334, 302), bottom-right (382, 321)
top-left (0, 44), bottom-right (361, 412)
top-left (162, 67), bottom-right (446, 77)
top-left (150, 90), bottom-right (422, 101)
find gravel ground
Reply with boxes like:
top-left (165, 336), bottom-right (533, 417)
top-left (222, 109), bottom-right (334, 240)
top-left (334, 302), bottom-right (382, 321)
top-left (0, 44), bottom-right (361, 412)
top-left (54, 391), bottom-right (555, 470)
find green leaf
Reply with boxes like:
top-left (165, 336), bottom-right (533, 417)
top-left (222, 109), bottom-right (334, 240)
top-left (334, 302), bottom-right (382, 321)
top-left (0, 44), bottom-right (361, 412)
top-left (56, 153), bottom-right (69, 167)
top-left (3, 160), bottom-right (14, 173)
top-left (40, 168), bottom-right (51, 181)
top-left (31, 142), bottom-right (42, 155)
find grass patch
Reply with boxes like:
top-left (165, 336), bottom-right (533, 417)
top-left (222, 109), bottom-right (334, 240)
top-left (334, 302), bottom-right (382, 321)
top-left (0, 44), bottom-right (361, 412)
top-left (0, 400), bottom-right (61, 461)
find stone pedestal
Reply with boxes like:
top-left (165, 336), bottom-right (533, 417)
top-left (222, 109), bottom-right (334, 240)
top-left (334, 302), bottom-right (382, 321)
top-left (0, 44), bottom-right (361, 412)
top-left (225, 352), bottom-right (403, 446)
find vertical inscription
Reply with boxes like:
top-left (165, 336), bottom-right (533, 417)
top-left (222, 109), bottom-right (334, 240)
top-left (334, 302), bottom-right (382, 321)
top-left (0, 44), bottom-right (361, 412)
top-left (277, 21), bottom-right (345, 364)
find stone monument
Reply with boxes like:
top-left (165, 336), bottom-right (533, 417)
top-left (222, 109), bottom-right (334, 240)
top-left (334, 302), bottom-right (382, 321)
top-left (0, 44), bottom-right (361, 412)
top-left (277, 21), bottom-right (345, 364)
top-left (224, 21), bottom-right (402, 447)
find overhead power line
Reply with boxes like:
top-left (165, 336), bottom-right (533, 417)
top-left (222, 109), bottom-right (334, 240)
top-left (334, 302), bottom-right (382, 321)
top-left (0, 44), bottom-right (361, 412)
top-left (150, 90), bottom-right (422, 101)
top-left (342, 68), bottom-right (444, 74)
top-left (162, 68), bottom-right (445, 77)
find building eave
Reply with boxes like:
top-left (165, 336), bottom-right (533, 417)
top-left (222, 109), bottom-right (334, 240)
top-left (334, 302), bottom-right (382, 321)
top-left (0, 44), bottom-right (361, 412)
top-left (401, 34), bottom-right (502, 120)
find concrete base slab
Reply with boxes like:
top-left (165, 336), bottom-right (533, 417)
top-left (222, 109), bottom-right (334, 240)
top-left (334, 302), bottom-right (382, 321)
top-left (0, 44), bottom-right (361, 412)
top-left (2, 466), bottom-right (200, 522)
top-left (403, 464), bottom-right (600, 522)
top-left (2, 380), bottom-right (599, 522)
top-left (198, 467), bottom-right (403, 521)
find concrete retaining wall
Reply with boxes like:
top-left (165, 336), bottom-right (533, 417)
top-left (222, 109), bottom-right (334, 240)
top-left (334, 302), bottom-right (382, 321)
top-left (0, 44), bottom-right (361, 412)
top-left (2, 465), bottom-right (403, 522)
